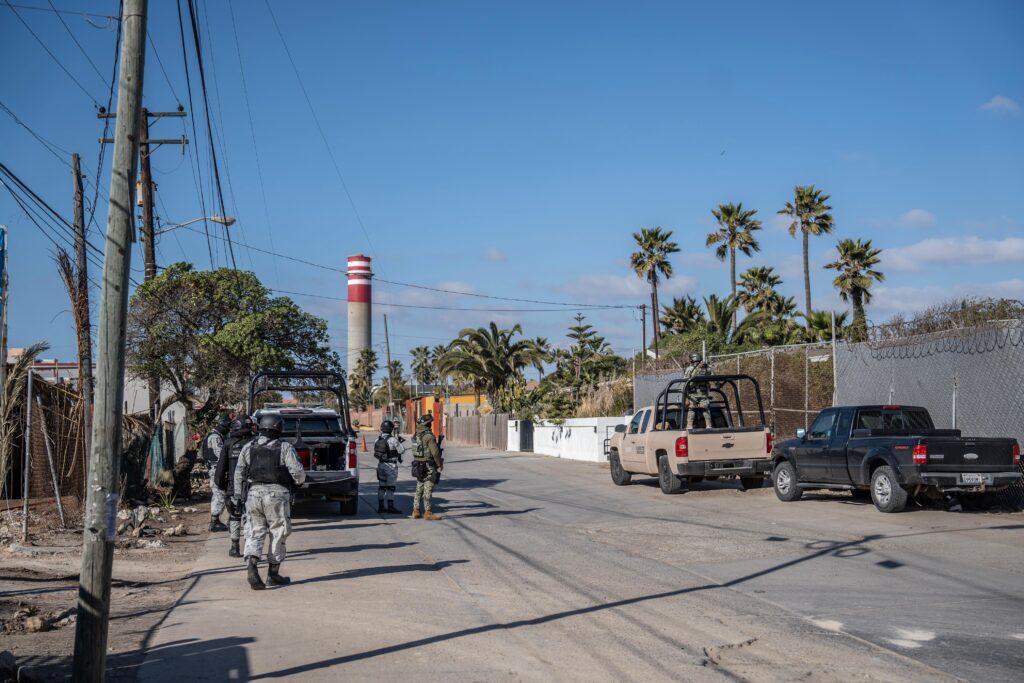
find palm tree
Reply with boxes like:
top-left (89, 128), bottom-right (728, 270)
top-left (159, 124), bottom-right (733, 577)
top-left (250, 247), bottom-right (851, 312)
top-left (736, 266), bottom-right (782, 314)
top-left (524, 336), bottom-right (551, 380)
top-left (801, 310), bottom-right (850, 342)
top-left (826, 238), bottom-right (884, 340)
top-left (660, 295), bottom-right (705, 334)
top-left (630, 226), bottom-right (680, 358)
top-left (350, 348), bottom-right (379, 411)
top-left (410, 346), bottom-right (433, 391)
top-left (778, 185), bottom-right (834, 316)
top-left (703, 294), bottom-right (766, 345)
top-left (706, 203), bottom-right (762, 331)
top-left (437, 322), bottom-right (534, 409)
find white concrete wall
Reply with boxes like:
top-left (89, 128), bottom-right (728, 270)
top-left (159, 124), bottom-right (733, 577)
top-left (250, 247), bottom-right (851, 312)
top-left (507, 420), bottom-right (523, 452)
top-left (529, 417), bottom-right (628, 462)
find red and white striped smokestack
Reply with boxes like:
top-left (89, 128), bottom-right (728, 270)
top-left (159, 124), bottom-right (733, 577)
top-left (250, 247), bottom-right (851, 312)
top-left (346, 255), bottom-right (372, 374)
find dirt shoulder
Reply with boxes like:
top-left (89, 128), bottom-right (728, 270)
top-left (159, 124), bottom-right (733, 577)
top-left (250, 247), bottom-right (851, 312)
top-left (0, 497), bottom-right (212, 682)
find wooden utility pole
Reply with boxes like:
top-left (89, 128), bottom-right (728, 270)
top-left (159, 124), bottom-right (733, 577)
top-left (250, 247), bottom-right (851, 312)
top-left (383, 314), bottom-right (394, 413)
top-left (73, 1), bottom-right (147, 679)
top-left (72, 153), bottom-right (94, 456)
top-left (640, 304), bottom-right (647, 366)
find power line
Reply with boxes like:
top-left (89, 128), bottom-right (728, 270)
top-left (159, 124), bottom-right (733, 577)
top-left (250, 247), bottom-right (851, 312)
top-left (46, 0), bottom-right (109, 86)
top-left (0, 99), bottom-right (72, 161)
top-left (87, 0), bottom-right (122, 235)
top-left (262, 0), bottom-right (382, 273)
top-left (271, 288), bottom-right (634, 313)
top-left (146, 32), bottom-right (182, 106)
top-left (4, 3), bottom-right (114, 20)
top-left (4, 0), bottom-right (101, 107)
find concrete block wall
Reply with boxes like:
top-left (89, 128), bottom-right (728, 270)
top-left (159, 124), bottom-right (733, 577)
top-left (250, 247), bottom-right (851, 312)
top-left (527, 417), bottom-right (628, 463)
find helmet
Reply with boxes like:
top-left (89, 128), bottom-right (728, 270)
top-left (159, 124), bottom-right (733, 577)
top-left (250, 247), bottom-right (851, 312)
top-left (416, 414), bottom-right (433, 426)
top-left (230, 415), bottom-right (254, 437)
top-left (689, 352), bottom-right (702, 363)
top-left (380, 420), bottom-right (395, 434)
top-left (257, 413), bottom-right (283, 436)
top-left (214, 414), bottom-right (232, 434)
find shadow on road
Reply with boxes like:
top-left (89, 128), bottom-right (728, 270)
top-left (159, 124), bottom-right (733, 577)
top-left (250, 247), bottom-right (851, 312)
top-left (290, 559), bottom-right (470, 586)
top-left (288, 541), bottom-right (417, 558)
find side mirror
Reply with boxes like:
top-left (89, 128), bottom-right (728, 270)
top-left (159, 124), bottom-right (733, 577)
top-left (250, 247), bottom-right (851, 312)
top-left (614, 424), bottom-right (626, 434)
top-left (796, 428), bottom-right (806, 439)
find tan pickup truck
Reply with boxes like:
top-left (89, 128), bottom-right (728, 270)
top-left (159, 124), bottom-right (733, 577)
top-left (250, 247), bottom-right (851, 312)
top-left (606, 374), bottom-right (773, 494)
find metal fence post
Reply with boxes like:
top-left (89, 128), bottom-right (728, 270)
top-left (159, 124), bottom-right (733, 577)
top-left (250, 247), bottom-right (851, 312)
top-left (804, 346), bottom-right (810, 430)
top-left (22, 369), bottom-right (33, 542)
top-left (770, 348), bottom-right (776, 433)
top-left (952, 373), bottom-right (957, 430)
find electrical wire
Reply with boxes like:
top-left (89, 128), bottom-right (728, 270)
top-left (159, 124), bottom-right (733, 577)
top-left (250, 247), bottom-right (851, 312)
top-left (45, 0), bottom-right (108, 86)
top-left (87, 0), bottom-right (122, 234)
top-left (4, 3), bottom-right (114, 20)
top-left (270, 288), bottom-right (632, 313)
top-left (147, 32), bottom-right (183, 106)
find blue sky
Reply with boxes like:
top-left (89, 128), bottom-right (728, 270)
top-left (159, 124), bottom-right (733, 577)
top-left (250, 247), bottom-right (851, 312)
top-left (2, 0), bottom-right (1022, 378)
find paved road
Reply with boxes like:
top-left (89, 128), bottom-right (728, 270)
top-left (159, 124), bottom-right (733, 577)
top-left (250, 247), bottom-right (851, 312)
top-left (138, 446), bottom-right (1024, 682)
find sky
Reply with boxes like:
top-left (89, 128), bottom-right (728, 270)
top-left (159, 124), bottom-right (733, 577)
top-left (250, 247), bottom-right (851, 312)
top-left (2, 0), bottom-right (1023, 381)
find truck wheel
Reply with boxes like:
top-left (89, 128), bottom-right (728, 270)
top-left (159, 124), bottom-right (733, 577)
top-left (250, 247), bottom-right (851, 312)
top-left (339, 496), bottom-right (359, 516)
top-left (739, 477), bottom-right (764, 491)
top-left (773, 461), bottom-right (802, 502)
top-left (870, 466), bottom-right (908, 513)
top-left (658, 455), bottom-right (683, 494)
top-left (609, 451), bottom-right (632, 486)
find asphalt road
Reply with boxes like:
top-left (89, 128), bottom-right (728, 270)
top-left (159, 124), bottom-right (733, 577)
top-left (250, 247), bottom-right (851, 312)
top-left (137, 446), bottom-right (1024, 682)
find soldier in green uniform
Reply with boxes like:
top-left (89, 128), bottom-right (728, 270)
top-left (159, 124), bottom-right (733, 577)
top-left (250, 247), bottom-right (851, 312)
top-left (683, 352), bottom-right (713, 430)
top-left (410, 414), bottom-right (443, 520)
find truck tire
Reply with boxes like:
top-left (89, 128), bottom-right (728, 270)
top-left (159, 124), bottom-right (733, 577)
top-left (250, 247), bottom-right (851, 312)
top-left (609, 451), bottom-right (632, 486)
top-left (739, 476), bottom-right (764, 491)
top-left (339, 496), bottom-right (359, 516)
top-left (870, 466), bottom-right (908, 513)
top-left (658, 455), bottom-right (683, 494)
top-left (773, 461), bottom-right (802, 502)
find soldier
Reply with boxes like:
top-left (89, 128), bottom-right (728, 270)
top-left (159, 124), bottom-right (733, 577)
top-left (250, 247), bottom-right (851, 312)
top-left (215, 415), bottom-right (256, 558)
top-left (203, 414), bottom-right (232, 532)
top-left (374, 420), bottom-right (406, 515)
top-left (410, 414), bottom-right (443, 520)
top-left (233, 414), bottom-right (306, 590)
top-left (683, 352), bottom-right (713, 430)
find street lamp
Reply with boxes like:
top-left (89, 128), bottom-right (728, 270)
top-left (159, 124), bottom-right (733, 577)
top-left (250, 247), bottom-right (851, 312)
top-left (154, 215), bottom-right (236, 235)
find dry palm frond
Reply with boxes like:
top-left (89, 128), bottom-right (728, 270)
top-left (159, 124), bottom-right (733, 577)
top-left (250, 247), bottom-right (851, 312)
top-left (0, 342), bottom-right (50, 495)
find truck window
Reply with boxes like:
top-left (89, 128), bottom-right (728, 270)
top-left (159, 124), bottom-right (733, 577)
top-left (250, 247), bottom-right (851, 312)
top-left (654, 404), bottom-right (682, 430)
top-left (856, 408), bottom-right (934, 433)
top-left (807, 410), bottom-right (837, 440)
top-left (640, 409), bottom-right (652, 433)
top-left (628, 411), bottom-right (644, 435)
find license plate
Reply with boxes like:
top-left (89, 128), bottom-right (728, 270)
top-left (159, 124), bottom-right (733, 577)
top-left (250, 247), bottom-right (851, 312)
top-left (961, 473), bottom-right (986, 485)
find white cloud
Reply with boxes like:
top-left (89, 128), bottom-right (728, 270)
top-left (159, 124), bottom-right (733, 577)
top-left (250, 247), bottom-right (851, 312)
top-left (979, 95), bottom-right (1022, 116)
top-left (678, 251), bottom-right (726, 270)
top-left (898, 209), bottom-right (936, 228)
top-left (770, 214), bottom-right (793, 232)
top-left (483, 247), bottom-right (507, 263)
top-left (561, 273), bottom-right (698, 304)
top-left (883, 236), bottom-right (1024, 272)
top-left (871, 279), bottom-right (1024, 315)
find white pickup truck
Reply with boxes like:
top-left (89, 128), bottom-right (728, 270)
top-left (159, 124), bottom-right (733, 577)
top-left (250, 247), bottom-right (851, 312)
top-left (606, 374), bottom-right (773, 494)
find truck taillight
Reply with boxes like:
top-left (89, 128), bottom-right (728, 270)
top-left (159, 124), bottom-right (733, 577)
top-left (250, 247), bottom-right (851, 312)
top-left (1013, 442), bottom-right (1020, 465)
top-left (347, 440), bottom-right (357, 469)
top-left (296, 448), bottom-right (311, 469)
top-left (766, 433), bottom-right (773, 454)
top-left (912, 444), bottom-right (928, 464)
top-left (675, 436), bottom-right (688, 459)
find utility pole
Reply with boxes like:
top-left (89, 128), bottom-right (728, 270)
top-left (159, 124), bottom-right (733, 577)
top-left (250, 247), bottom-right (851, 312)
top-left (383, 314), bottom-right (394, 414)
top-left (0, 224), bottom-right (8, 391)
top-left (73, 2), bottom-right (147, 679)
top-left (72, 154), bottom-right (94, 456)
top-left (99, 106), bottom-right (186, 419)
top-left (640, 304), bottom-right (647, 366)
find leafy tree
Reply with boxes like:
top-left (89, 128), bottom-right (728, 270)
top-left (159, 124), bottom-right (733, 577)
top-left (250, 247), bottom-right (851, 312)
top-left (349, 348), bottom-right (378, 411)
top-left (524, 336), bottom-right (552, 379)
top-left (126, 263), bottom-right (338, 425)
top-left (437, 322), bottom-right (538, 409)
top-left (703, 294), bottom-right (767, 346)
top-left (630, 226), bottom-right (679, 355)
top-left (410, 346), bottom-right (434, 389)
top-left (429, 344), bottom-right (450, 394)
top-left (801, 310), bottom-right (850, 342)
top-left (706, 203), bottom-right (762, 331)
top-left (778, 185), bottom-right (834, 316)
top-left (826, 238), bottom-right (884, 340)
top-left (660, 295), bottom-right (705, 335)
top-left (737, 266), bottom-right (783, 314)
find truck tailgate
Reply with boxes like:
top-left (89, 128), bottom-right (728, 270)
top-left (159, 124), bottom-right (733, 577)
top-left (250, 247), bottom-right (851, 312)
top-left (689, 429), bottom-right (768, 461)
top-left (920, 437), bottom-right (1016, 472)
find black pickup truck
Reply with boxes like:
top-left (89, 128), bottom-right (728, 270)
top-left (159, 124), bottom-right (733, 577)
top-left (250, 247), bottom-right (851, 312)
top-left (771, 405), bottom-right (1021, 512)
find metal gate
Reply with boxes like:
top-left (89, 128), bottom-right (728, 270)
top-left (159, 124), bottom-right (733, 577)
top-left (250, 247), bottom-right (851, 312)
top-left (519, 420), bottom-right (534, 452)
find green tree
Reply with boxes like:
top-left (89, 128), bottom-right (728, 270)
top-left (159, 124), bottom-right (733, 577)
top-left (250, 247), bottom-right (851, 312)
top-left (630, 226), bottom-right (679, 356)
top-left (430, 344), bottom-right (450, 394)
top-left (410, 346), bottom-right (434, 389)
top-left (736, 266), bottom-right (782, 314)
top-left (702, 294), bottom-right (767, 346)
top-left (826, 238), bottom-right (885, 340)
top-left (524, 336), bottom-right (552, 380)
top-left (437, 322), bottom-right (536, 409)
top-left (126, 263), bottom-right (339, 424)
top-left (801, 310), bottom-right (850, 342)
top-left (349, 348), bottom-right (379, 411)
top-left (660, 295), bottom-right (705, 335)
top-left (778, 185), bottom-right (834, 317)
top-left (706, 203), bottom-right (762, 331)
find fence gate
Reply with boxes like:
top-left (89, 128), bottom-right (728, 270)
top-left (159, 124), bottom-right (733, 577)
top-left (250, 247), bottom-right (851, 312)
top-left (519, 420), bottom-right (534, 452)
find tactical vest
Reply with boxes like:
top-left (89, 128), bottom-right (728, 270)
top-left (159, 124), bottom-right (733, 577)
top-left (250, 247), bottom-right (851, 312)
top-left (249, 441), bottom-right (281, 484)
top-left (222, 436), bottom-right (250, 494)
top-left (375, 436), bottom-right (397, 462)
top-left (413, 433), bottom-right (430, 461)
top-left (202, 431), bottom-right (221, 464)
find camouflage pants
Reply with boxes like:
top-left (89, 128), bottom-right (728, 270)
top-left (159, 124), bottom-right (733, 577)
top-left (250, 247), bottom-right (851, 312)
top-left (243, 486), bottom-right (291, 564)
top-left (209, 466), bottom-right (226, 517)
top-left (412, 463), bottom-right (437, 513)
top-left (686, 395), bottom-right (712, 430)
top-left (377, 461), bottom-right (398, 504)
top-left (229, 499), bottom-right (246, 542)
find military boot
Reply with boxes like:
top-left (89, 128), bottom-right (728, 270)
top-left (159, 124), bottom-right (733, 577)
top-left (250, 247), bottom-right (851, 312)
top-left (386, 502), bottom-right (402, 515)
top-left (209, 516), bottom-right (228, 532)
top-left (411, 509), bottom-right (422, 519)
top-left (246, 558), bottom-right (265, 591)
top-left (423, 511), bottom-right (442, 521)
top-left (377, 501), bottom-right (386, 514)
top-left (228, 540), bottom-right (241, 558)
top-left (267, 563), bottom-right (290, 587)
